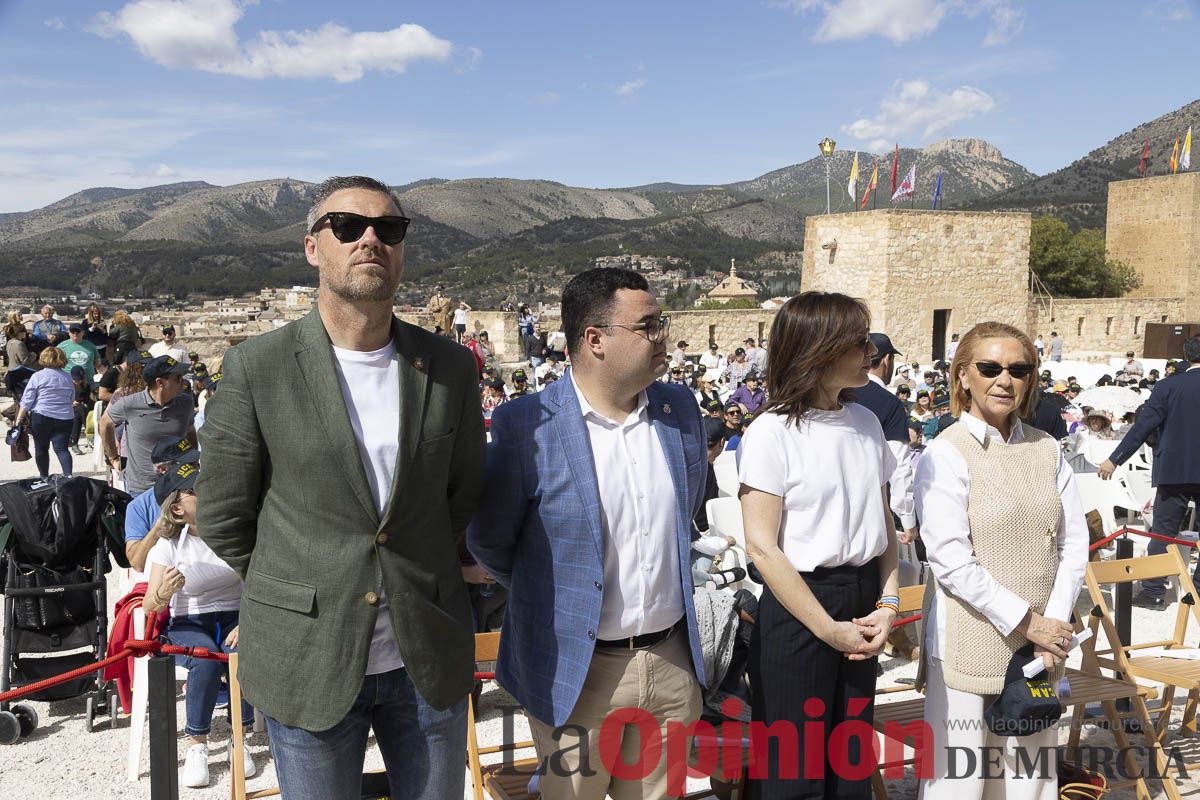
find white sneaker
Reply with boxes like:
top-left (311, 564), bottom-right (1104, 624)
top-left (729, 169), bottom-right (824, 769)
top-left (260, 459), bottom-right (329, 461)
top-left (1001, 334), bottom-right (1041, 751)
top-left (182, 742), bottom-right (210, 788)
top-left (240, 742), bottom-right (258, 779)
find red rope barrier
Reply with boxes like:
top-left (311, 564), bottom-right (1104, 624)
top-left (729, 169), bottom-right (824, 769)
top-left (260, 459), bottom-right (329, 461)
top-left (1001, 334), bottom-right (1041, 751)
top-left (1086, 526), bottom-right (1197, 552)
top-left (0, 635), bottom-right (229, 705)
top-left (894, 613), bottom-right (922, 627)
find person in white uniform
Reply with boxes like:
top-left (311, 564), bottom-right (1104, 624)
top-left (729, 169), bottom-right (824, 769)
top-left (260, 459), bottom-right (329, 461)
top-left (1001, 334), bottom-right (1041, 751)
top-left (915, 321), bottom-right (1088, 800)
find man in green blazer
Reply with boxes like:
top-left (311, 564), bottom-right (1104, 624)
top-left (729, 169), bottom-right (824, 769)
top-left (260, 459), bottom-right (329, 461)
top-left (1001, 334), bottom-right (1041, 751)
top-left (196, 175), bottom-right (485, 800)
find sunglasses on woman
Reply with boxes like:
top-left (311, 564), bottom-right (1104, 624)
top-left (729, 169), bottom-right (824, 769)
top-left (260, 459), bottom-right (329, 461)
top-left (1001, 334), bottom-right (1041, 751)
top-left (309, 212), bottom-right (411, 245)
top-left (973, 361), bottom-right (1035, 380)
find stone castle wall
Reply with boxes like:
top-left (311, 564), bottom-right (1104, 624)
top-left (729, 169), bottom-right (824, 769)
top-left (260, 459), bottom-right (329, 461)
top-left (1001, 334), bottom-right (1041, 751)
top-left (1106, 173), bottom-right (1200, 320)
top-left (803, 209), bottom-right (1031, 363)
top-left (1030, 296), bottom-right (1185, 359)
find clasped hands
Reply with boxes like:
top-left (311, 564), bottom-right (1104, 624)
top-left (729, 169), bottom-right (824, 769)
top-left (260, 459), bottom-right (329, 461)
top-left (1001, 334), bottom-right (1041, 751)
top-left (825, 607), bottom-right (897, 660)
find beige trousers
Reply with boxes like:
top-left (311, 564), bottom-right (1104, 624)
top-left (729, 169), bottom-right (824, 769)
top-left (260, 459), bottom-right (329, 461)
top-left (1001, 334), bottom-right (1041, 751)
top-left (527, 626), bottom-right (702, 800)
top-left (919, 658), bottom-right (1059, 800)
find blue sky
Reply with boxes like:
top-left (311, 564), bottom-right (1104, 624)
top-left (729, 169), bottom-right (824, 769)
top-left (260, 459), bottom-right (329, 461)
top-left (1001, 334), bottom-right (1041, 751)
top-left (0, 0), bottom-right (1196, 212)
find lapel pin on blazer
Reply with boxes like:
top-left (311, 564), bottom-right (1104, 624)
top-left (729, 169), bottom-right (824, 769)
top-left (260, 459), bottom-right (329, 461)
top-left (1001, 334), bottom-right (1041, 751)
top-left (413, 357), bottom-right (425, 371)
top-left (662, 403), bottom-right (672, 414)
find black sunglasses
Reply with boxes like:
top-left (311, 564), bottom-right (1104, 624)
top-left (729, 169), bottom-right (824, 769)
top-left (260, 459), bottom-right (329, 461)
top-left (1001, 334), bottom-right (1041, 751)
top-left (973, 361), bottom-right (1035, 380)
top-left (309, 212), bottom-right (411, 245)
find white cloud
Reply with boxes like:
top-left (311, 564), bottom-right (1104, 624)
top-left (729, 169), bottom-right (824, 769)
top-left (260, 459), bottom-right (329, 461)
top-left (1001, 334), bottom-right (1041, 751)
top-left (1144, 1), bottom-right (1194, 21)
top-left (90, 0), bottom-right (455, 82)
top-left (778, 0), bottom-right (1023, 45)
top-left (44, 17), bottom-right (66, 30)
top-left (535, 91), bottom-right (561, 106)
top-left (841, 79), bottom-right (995, 151)
top-left (153, 163), bottom-right (177, 178)
top-left (616, 78), bottom-right (647, 97)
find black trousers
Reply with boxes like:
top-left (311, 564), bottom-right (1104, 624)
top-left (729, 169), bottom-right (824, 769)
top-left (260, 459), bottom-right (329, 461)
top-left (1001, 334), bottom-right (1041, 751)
top-left (1142, 483), bottom-right (1200, 598)
top-left (749, 561), bottom-right (880, 800)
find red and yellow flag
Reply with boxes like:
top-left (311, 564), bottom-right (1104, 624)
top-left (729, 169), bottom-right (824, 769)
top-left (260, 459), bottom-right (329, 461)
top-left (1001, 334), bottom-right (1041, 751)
top-left (1170, 137), bottom-right (1180, 174)
top-left (861, 162), bottom-right (879, 209)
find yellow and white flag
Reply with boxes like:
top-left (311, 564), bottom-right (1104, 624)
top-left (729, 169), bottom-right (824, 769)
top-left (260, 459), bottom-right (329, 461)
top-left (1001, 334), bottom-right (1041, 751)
top-left (847, 152), bottom-right (859, 203)
top-left (1183, 127), bottom-right (1192, 171)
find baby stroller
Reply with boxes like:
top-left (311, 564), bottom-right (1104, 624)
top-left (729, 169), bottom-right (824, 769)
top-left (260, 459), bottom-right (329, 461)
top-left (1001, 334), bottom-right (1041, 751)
top-left (0, 475), bottom-right (131, 743)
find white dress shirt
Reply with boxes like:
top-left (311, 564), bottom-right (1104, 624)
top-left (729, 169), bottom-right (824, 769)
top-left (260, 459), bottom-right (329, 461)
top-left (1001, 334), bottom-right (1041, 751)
top-left (914, 413), bottom-right (1088, 661)
top-left (571, 374), bottom-right (684, 640)
top-left (868, 374), bottom-right (917, 529)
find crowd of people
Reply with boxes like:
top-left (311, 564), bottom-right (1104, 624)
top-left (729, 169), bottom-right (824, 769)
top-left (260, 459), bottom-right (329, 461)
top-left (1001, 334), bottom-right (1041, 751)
top-left (5, 174), bottom-right (1199, 800)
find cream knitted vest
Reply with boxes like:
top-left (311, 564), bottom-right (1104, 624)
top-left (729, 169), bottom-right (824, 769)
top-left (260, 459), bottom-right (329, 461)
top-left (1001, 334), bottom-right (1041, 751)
top-left (923, 421), bottom-right (1063, 694)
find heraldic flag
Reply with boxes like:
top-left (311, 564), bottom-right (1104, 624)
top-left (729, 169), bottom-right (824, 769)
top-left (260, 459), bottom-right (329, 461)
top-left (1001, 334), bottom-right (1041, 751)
top-left (847, 152), bottom-right (859, 203)
top-left (891, 163), bottom-right (916, 203)
top-left (861, 162), bottom-right (879, 209)
top-left (1183, 127), bottom-right (1192, 171)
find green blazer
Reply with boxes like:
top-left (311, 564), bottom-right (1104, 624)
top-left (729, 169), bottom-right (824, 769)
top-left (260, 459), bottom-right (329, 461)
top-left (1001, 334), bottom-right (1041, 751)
top-left (195, 309), bottom-right (485, 731)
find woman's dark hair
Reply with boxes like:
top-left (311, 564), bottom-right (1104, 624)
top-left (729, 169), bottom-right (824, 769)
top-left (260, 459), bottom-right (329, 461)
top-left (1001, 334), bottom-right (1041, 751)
top-left (561, 267), bottom-right (650, 352)
top-left (764, 291), bottom-right (871, 425)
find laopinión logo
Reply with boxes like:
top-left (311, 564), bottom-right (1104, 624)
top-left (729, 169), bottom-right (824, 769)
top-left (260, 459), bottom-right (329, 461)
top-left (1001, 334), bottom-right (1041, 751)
top-left (492, 699), bottom-right (1191, 792)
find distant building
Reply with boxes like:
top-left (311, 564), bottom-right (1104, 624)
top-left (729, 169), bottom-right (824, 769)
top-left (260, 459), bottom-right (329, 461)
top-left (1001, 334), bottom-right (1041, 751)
top-left (701, 259), bottom-right (758, 305)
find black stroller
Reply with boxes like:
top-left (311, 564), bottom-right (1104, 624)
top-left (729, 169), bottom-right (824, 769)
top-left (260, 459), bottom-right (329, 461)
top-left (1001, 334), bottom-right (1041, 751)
top-left (0, 475), bottom-right (131, 743)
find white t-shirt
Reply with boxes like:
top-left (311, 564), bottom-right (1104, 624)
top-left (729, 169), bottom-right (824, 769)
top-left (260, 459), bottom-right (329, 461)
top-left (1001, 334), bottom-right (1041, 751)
top-left (148, 528), bottom-right (243, 616)
top-left (331, 340), bottom-right (405, 676)
top-left (453, 308), bottom-right (468, 326)
top-left (736, 404), bottom-right (896, 571)
top-left (149, 341), bottom-right (189, 362)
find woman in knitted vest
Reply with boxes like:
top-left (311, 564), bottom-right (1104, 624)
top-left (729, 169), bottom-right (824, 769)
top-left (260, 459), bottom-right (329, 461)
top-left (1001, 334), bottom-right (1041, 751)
top-left (739, 292), bottom-right (901, 799)
top-left (914, 321), bottom-right (1088, 799)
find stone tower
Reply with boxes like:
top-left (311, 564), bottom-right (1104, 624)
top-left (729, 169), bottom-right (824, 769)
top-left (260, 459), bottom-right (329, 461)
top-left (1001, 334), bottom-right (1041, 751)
top-left (1106, 172), bottom-right (1200, 321)
top-left (801, 208), bottom-right (1032, 363)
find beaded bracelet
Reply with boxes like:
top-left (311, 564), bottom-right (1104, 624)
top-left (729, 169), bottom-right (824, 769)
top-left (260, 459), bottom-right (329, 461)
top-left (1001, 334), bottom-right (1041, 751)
top-left (875, 595), bottom-right (900, 612)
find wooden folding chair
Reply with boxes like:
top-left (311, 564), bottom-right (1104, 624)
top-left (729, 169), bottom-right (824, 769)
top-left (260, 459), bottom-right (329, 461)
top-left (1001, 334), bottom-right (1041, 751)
top-left (1084, 548), bottom-right (1199, 800)
top-left (467, 632), bottom-right (540, 800)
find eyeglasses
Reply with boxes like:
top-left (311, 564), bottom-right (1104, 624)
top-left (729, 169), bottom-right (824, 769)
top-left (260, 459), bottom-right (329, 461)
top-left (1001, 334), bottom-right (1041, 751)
top-left (309, 212), bottom-right (411, 245)
top-left (596, 315), bottom-right (671, 343)
top-left (973, 361), bottom-right (1035, 380)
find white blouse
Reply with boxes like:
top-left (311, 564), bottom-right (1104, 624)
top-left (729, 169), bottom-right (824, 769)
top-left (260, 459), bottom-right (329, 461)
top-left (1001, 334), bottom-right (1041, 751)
top-left (737, 404), bottom-right (896, 571)
top-left (914, 413), bottom-right (1089, 661)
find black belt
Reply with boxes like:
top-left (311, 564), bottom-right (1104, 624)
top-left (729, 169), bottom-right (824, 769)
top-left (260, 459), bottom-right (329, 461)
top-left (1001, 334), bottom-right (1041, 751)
top-left (595, 618), bottom-right (683, 650)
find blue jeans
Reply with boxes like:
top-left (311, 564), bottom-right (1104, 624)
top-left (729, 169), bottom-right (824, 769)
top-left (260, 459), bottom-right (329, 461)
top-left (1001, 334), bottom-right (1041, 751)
top-left (29, 412), bottom-right (72, 478)
top-left (266, 667), bottom-right (467, 800)
top-left (167, 610), bottom-right (253, 737)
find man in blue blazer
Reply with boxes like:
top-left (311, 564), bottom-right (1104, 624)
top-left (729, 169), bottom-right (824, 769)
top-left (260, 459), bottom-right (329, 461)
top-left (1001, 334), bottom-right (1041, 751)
top-left (1101, 335), bottom-right (1200, 606)
top-left (468, 268), bottom-right (708, 799)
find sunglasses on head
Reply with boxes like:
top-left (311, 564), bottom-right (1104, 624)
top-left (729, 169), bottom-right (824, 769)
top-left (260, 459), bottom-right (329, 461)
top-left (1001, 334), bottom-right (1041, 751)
top-left (309, 212), bottom-right (410, 245)
top-left (973, 361), bottom-right (1035, 380)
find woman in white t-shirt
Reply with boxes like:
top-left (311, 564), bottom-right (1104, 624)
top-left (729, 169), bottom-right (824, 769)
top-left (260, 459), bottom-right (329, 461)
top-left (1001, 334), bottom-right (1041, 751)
top-left (144, 468), bottom-right (258, 788)
top-left (453, 301), bottom-right (471, 344)
top-left (737, 291), bottom-right (901, 799)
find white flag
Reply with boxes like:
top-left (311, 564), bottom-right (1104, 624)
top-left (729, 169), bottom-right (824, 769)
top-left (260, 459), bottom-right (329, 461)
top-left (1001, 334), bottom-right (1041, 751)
top-left (891, 163), bottom-right (916, 203)
top-left (847, 152), bottom-right (859, 203)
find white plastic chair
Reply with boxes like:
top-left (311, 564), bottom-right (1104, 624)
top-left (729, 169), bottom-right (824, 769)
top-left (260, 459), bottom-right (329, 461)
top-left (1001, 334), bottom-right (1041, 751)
top-left (707, 497), bottom-right (745, 548)
top-left (712, 460), bottom-right (739, 499)
top-left (1075, 472), bottom-right (1137, 538)
top-left (126, 607), bottom-right (263, 782)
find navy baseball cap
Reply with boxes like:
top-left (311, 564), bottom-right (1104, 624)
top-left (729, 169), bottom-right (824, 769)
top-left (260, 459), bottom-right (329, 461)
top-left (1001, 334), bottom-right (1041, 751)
top-left (154, 462), bottom-right (200, 505)
top-left (202, 371), bottom-right (223, 392)
top-left (869, 333), bottom-right (903, 358)
top-left (143, 355), bottom-right (189, 383)
top-left (124, 349), bottom-right (153, 365)
top-left (151, 435), bottom-right (200, 466)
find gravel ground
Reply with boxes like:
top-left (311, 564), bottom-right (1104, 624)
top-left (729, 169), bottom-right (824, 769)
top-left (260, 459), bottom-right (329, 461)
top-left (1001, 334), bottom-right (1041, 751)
top-left (1, 423), bottom-right (1197, 798)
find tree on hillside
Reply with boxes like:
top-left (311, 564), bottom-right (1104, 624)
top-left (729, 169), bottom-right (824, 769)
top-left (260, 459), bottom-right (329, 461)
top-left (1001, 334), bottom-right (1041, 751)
top-left (1029, 216), bottom-right (1141, 298)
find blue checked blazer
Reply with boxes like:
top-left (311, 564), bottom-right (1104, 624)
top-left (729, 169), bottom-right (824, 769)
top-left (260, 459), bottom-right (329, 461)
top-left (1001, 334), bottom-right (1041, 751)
top-left (466, 371), bottom-right (708, 727)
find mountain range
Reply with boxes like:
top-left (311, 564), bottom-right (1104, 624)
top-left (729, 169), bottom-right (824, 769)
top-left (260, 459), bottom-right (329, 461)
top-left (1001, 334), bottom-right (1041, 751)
top-left (0, 98), bottom-right (1195, 304)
